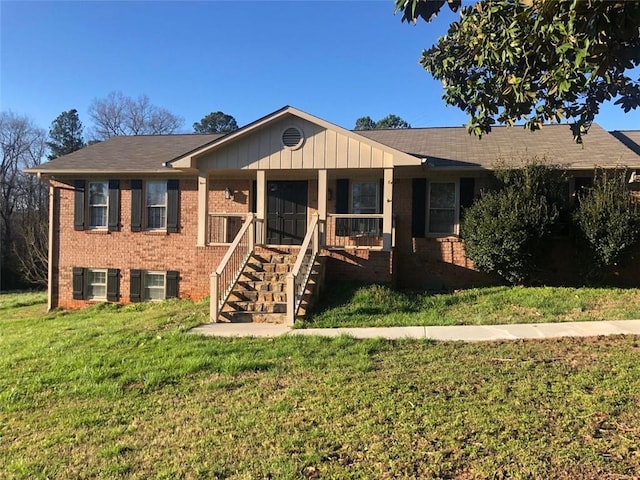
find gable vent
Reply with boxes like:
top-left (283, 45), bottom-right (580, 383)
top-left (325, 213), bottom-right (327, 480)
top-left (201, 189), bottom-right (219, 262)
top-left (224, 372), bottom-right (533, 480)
top-left (282, 127), bottom-right (303, 149)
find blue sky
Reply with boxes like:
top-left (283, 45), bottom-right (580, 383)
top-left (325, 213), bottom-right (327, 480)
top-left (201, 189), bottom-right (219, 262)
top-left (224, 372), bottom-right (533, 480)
top-left (1, 0), bottom-right (638, 135)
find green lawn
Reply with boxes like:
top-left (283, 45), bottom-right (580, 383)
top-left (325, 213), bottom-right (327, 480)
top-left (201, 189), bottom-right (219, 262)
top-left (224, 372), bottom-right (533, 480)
top-left (299, 284), bottom-right (640, 328)
top-left (1, 292), bottom-right (640, 478)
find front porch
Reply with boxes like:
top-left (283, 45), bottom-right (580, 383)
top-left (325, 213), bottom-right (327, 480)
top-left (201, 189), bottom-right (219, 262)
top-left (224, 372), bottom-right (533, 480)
top-left (196, 169), bottom-right (396, 324)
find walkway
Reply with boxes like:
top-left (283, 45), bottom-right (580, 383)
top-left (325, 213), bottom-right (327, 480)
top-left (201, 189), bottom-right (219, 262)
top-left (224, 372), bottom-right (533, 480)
top-left (189, 319), bottom-right (640, 342)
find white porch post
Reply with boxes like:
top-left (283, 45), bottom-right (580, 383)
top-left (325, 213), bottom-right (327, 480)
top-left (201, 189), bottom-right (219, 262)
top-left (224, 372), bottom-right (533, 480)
top-left (197, 170), bottom-right (209, 247)
top-left (383, 168), bottom-right (394, 251)
top-left (318, 169), bottom-right (327, 246)
top-left (47, 181), bottom-right (55, 311)
top-left (256, 170), bottom-right (266, 244)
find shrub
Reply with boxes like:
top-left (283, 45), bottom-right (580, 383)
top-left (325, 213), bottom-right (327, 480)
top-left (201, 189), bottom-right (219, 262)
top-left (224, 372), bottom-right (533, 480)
top-left (574, 168), bottom-right (640, 268)
top-left (461, 161), bottom-right (563, 284)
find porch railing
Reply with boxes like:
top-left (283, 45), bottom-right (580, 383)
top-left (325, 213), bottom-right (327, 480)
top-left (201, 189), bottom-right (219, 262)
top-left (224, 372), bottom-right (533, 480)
top-left (325, 214), bottom-right (384, 248)
top-left (208, 213), bottom-right (245, 244)
top-left (210, 213), bottom-right (255, 322)
top-left (286, 213), bottom-right (320, 325)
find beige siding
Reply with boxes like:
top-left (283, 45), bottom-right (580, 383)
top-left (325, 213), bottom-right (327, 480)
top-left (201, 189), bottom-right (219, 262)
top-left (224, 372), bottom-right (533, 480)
top-left (196, 115), bottom-right (398, 171)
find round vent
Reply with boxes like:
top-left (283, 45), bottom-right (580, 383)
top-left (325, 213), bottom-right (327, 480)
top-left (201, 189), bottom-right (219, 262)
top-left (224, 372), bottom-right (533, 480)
top-left (282, 127), bottom-right (303, 149)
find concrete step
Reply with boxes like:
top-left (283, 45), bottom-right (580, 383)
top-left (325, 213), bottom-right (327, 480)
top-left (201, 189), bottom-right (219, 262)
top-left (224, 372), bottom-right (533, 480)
top-left (224, 301), bottom-right (287, 314)
top-left (219, 311), bottom-right (287, 324)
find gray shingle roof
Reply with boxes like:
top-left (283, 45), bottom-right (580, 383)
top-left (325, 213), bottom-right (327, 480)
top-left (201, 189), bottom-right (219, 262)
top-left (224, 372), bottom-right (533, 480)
top-left (357, 123), bottom-right (640, 169)
top-left (27, 122), bottom-right (640, 174)
top-left (610, 131), bottom-right (640, 155)
top-left (30, 133), bottom-right (224, 173)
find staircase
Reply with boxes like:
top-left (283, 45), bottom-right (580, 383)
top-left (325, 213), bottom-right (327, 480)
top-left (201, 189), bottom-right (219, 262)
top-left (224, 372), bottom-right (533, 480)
top-left (218, 247), bottom-right (323, 323)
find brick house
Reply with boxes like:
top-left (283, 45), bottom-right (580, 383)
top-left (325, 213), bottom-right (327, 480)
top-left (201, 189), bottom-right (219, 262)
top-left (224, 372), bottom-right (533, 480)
top-left (26, 106), bottom-right (640, 324)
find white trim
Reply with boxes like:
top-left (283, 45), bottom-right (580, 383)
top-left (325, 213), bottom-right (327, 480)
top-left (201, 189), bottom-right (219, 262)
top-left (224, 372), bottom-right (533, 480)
top-left (145, 180), bottom-right (168, 230)
top-left (87, 180), bottom-right (109, 230)
top-left (86, 268), bottom-right (108, 301)
top-left (143, 271), bottom-right (166, 301)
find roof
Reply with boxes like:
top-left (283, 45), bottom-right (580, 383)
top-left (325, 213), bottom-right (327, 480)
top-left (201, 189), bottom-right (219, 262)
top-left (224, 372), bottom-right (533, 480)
top-left (358, 123), bottom-right (640, 169)
top-left (26, 133), bottom-right (224, 174)
top-left (610, 131), bottom-right (640, 155)
top-left (25, 108), bottom-right (640, 175)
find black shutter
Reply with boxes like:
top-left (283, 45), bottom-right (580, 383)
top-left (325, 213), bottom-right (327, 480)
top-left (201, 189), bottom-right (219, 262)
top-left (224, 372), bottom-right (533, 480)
top-left (130, 269), bottom-right (142, 302)
top-left (335, 179), bottom-right (349, 214)
top-left (131, 180), bottom-right (142, 232)
top-left (166, 271), bottom-right (179, 299)
top-left (167, 179), bottom-right (179, 233)
top-left (459, 177), bottom-right (476, 219)
top-left (251, 180), bottom-right (257, 213)
top-left (378, 178), bottom-right (384, 214)
top-left (72, 267), bottom-right (85, 300)
top-left (107, 269), bottom-right (120, 302)
top-left (412, 178), bottom-right (427, 238)
top-left (74, 180), bottom-right (85, 231)
top-left (335, 179), bottom-right (349, 237)
top-left (108, 180), bottom-right (120, 232)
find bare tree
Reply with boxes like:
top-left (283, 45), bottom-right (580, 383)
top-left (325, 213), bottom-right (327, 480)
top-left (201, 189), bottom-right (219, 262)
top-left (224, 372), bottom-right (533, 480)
top-left (0, 112), bottom-right (47, 288)
top-left (88, 91), bottom-right (184, 140)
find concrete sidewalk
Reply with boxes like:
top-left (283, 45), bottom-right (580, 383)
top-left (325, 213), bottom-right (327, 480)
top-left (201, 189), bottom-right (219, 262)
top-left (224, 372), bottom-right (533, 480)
top-left (189, 319), bottom-right (640, 342)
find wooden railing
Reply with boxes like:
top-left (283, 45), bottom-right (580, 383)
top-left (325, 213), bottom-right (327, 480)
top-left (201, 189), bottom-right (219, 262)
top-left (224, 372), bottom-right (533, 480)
top-left (286, 213), bottom-right (320, 325)
top-left (207, 213), bottom-right (245, 244)
top-left (325, 213), bottom-right (384, 248)
top-left (210, 213), bottom-right (255, 322)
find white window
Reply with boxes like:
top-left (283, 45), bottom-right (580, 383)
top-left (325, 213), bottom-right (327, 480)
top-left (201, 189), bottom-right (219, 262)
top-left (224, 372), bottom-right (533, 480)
top-left (146, 181), bottom-right (167, 229)
top-left (144, 271), bottom-right (166, 301)
top-left (88, 181), bottom-right (108, 228)
top-left (86, 269), bottom-right (107, 300)
top-left (351, 182), bottom-right (379, 214)
top-left (428, 181), bottom-right (457, 235)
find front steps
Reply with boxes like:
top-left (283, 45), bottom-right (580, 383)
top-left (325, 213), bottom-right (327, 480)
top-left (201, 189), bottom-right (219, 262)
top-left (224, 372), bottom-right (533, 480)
top-left (218, 247), bottom-right (323, 324)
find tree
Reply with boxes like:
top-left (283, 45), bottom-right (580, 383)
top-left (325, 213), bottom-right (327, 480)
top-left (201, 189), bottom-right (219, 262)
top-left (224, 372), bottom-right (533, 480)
top-left (88, 91), bottom-right (183, 140)
top-left (354, 116), bottom-right (376, 130)
top-left (193, 111), bottom-right (238, 134)
top-left (0, 112), bottom-right (47, 288)
top-left (47, 109), bottom-right (85, 160)
top-left (353, 114), bottom-right (411, 130)
top-left (574, 168), bottom-right (640, 269)
top-left (461, 161), bottom-right (563, 284)
top-left (395, 0), bottom-right (640, 142)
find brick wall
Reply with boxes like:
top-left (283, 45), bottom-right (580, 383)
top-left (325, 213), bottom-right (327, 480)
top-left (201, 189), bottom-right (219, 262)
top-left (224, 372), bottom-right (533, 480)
top-left (52, 177), bottom-right (250, 308)
top-left (322, 248), bottom-right (393, 285)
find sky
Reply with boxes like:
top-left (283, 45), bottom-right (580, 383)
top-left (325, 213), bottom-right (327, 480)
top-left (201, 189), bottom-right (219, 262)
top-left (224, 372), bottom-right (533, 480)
top-left (1, 0), bottom-right (638, 136)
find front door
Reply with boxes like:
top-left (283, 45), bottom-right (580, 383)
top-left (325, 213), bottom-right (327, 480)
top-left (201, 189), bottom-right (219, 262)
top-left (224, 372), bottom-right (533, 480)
top-left (266, 181), bottom-right (308, 245)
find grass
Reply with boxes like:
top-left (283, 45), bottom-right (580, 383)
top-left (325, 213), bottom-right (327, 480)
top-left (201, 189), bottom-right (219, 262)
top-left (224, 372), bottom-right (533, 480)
top-left (299, 283), bottom-right (640, 328)
top-left (1, 292), bottom-right (640, 478)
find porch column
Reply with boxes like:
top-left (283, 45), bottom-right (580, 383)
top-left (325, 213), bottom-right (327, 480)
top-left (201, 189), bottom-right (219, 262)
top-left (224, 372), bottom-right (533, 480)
top-left (197, 170), bottom-right (209, 247)
top-left (47, 180), bottom-right (55, 311)
top-left (256, 170), bottom-right (266, 244)
top-left (318, 169), bottom-right (327, 246)
top-left (383, 168), bottom-right (394, 251)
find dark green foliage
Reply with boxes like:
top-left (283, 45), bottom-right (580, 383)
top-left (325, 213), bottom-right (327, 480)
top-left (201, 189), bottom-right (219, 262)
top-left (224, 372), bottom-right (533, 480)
top-left (396, 0), bottom-right (640, 142)
top-left (354, 114), bottom-right (411, 130)
top-left (47, 109), bottom-right (85, 160)
top-left (574, 169), bottom-right (640, 268)
top-left (461, 162), bottom-right (563, 284)
top-left (193, 111), bottom-right (238, 134)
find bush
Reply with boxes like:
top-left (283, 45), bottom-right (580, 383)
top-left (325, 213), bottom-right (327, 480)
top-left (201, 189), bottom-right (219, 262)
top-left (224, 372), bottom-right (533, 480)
top-left (461, 162), bottom-right (562, 284)
top-left (574, 168), bottom-right (640, 268)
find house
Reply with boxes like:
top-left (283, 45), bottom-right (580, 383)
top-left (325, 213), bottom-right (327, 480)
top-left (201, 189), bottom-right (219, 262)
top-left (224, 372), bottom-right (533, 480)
top-left (26, 106), bottom-right (640, 324)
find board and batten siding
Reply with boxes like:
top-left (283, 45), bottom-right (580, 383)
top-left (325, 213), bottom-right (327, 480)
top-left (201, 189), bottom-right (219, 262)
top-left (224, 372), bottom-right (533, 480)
top-left (196, 117), bottom-right (395, 171)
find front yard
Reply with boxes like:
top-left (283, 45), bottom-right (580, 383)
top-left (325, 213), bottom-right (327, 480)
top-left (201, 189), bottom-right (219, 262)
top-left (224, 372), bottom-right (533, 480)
top-left (300, 284), bottom-right (640, 328)
top-left (1, 292), bottom-right (640, 478)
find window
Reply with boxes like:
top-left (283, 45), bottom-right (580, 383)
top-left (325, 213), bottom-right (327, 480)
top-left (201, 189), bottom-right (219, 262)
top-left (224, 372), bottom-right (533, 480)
top-left (86, 269), bottom-right (107, 300)
top-left (88, 181), bottom-right (108, 228)
top-left (351, 182), bottom-right (379, 214)
top-left (428, 182), bottom-right (457, 234)
top-left (146, 181), bottom-right (167, 229)
top-left (73, 267), bottom-right (119, 301)
top-left (130, 269), bottom-right (178, 302)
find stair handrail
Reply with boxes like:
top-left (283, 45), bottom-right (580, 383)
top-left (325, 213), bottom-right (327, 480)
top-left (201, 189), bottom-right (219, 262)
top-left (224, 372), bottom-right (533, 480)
top-left (286, 213), bottom-right (320, 325)
top-left (210, 213), bottom-right (255, 322)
